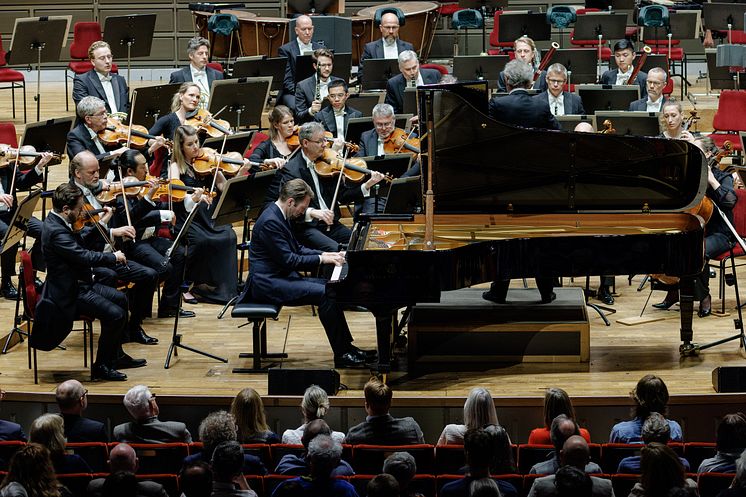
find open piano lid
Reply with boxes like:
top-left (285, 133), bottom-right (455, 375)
top-left (418, 82), bottom-right (708, 214)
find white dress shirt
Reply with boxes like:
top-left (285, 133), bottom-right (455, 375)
top-left (383, 39), bottom-right (399, 59)
top-left (334, 109), bottom-right (345, 140)
top-left (615, 68), bottom-right (634, 86)
top-left (190, 64), bottom-right (210, 108)
top-left (97, 71), bottom-right (118, 114)
top-left (548, 93), bottom-right (565, 116)
top-left (646, 97), bottom-right (663, 113)
top-left (297, 38), bottom-right (313, 55)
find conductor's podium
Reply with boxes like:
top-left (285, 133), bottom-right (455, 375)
top-left (407, 287), bottom-right (590, 367)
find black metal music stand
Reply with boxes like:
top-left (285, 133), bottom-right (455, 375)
top-left (705, 3), bottom-right (746, 44)
top-left (453, 55), bottom-right (509, 89)
top-left (383, 175), bottom-right (423, 214)
top-left (576, 84), bottom-right (640, 113)
top-left (459, 0), bottom-right (508, 54)
top-left (574, 12), bottom-right (627, 80)
top-left (593, 111), bottom-right (661, 136)
top-left (209, 77), bottom-right (271, 130)
top-left (164, 203), bottom-right (228, 369)
top-left (129, 83), bottom-right (182, 126)
top-left (361, 58), bottom-right (400, 91)
top-left (556, 115), bottom-right (594, 132)
top-left (7, 16), bottom-right (69, 122)
top-left (363, 153), bottom-right (413, 181)
top-left (103, 14), bottom-right (157, 86)
top-left (232, 56), bottom-right (287, 93)
top-left (289, 15), bottom-right (350, 50)
top-left (346, 93), bottom-right (384, 117)
top-left (202, 131), bottom-right (256, 156)
top-left (287, 0), bottom-right (339, 15)
top-left (542, 48), bottom-right (598, 84)
top-left (498, 12), bottom-right (552, 43)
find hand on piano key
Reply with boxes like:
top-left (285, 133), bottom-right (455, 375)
top-left (321, 251), bottom-right (346, 267)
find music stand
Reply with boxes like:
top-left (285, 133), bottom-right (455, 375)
top-left (287, 0), bottom-right (343, 16)
top-left (208, 77), bottom-right (271, 130)
top-left (705, 3), bottom-right (746, 44)
top-left (556, 114), bottom-right (594, 132)
top-left (706, 49), bottom-right (736, 92)
top-left (362, 154), bottom-right (413, 179)
top-left (289, 15), bottom-right (350, 50)
top-left (203, 131), bottom-right (255, 157)
top-left (103, 14), bottom-right (157, 86)
top-left (361, 58), bottom-right (400, 91)
top-left (129, 83), bottom-right (182, 126)
top-left (403, 88), bottom-right (418, 115)
top-left (576, 84), bottom-right (640, 113)
top-left (594, 111), bottom-right (661, 136)
top-left (453, 55), bottom-right (509, 89)
top-left (346, 93), bottom-right (384, 117)
top-left (574, 11), bottom-right (627, 79)
top-left (498, 12), bottom-right (552, 43)
top-left (459, 0), bottom-right (509, 54)
top-left (8, 16), bottom-right (70, 122)
top-left (346, 115), bottom-right (411, 147)
top-left (384, 176), bottom-right (423, 214)
top-left (232, 56), bottom-right (287, 92)
top-left (542, 48), bottom-right (599, 84)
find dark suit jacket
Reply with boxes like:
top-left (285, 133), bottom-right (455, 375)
top-left (184, 451), bottom-right (267, 476)
top-left (277, 40), bottom-right (325, 99)
top-left (113, 417), bottom-right (192, 444)
top-left (497, 69), bottom-right (548, 93)
top-left (536, 90), bottom-right (586, 115)
top-left (345, 414), bottom-right (425, 445)
top-left (72, 70), bottom-right (130, 115)
top-left (168, 65), bottom-right (223, 87)
top-left (314, 105), bottom-right (363, 138)
top-left (67, 123), bottom-right (117, 164)
top-left (0, 420), bottom-right (26, 442)
top-left (600, 69), bottom-right (648, 99)
top-left (88, 478), bottom-right (167, 497)
top-left (30, 213), bottom-right (118, 352)
top-left (359, 38), bottom-right (415, 81)
top-left (384, 69), bottom-right (442, 114)
top-left (356, 128), bottom-right (380, 158)
top-left (629, 96), bottom-right (667, 112)
top-left (294, 75), bottom-right (343, 123)
top-left (488, 89), bottom-right (561, 130)
top-left (62, 413), bottom-right (108, 443)
top-left (0, 166), bottom-right (42, 199)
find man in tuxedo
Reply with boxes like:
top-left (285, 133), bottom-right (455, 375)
top-left (56, 380), bottom-right (108, 442)
top-left (488, 60), bottom-right (560, 130)
top-left (600, 39), bottom-right (648, 99)
top-left (359, 11), bottom-right (414, 82)
top-left (357, 103), bottom-right (420, 179)
top-left (314, 80), bottom-right (362, 144)
top-left (277, 15), bottom-right (325, 111)
top-left (629, 67), bottom-right (667, 112)
top-left (169, 36), bottom-right (223, 109)
top-left (266, 122), bottom-right (385, 252)
top-left (114, 385), bottom-right (192, 443)
top-left (30, 183), bottom-right (131, 381)
top-left (246, 178), bottom-right (373, 369)
top-left (384, 50), bottom-right (441, 114)
top-left (295, 49), bottom-right (343, 123)
top-left (72, 41), bottom-right (130, 116)
top-left (537, 63), bottom-right (585, 116)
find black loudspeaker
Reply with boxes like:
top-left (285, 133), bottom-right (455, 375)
top-left (268, 368), bottom-right (340, 395)
top-left (712, 366), bottom-right (746, 392)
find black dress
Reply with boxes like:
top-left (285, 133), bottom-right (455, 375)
top-left (249, 139), bottom-right (288, 163)
top-left (149, 113), bottom-right (182, 178)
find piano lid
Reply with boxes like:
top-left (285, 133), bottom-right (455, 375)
top-left (417, 83), bottom-right (707, 214)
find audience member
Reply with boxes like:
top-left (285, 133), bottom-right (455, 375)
top-left (439, 428), bottom-right (517, 497)
top-left (210, 441), bottom-right (259, 497)
top-left (231, 388), bottom-right (280, 444)
top-left (29, 414), bottom-right (91, 474)
top-left (1, 443), bottom-right (71, 497)
top-left (345, 377), bottom-right (425, 445)
top-left (530, 415), bottom-right (602, 475)
top-left (55, 380), bottom-right (107, 442)
top-left (114, 385), bottom-right (192, 444)
top-left (282, 385), bottom-right (345, 444)
top-left (383, 452), bottom-right (423, 497)
top-left (438, 388), bottom-right (502, 446)
top-left (552, 466), bottom-right (592, 497)
top-left (101, 471), bottom-right (139, 497)
top-left (271, 435), bottom-right (359, 496)
top-left (628, 442), bottom-right (696, 497)
top-left (0, 481), bottom-right (26, 497)
top-left (275, 419), bottom-right (353, 476)
top-left (367, 474), bottom-right (400, 497)
top-left (88, 443), bottom-right (167, 497)
top-left (717, 448), bottom-right (746, 497)
top-left (528, 388), bottom-right (591, 444)
top-left (699, 413), bottom-right (746, 473)
top-left (526, 436), bottom-right (612, 497)
top-left (469, 478), bottom-right (502, 497)
top-left (617, 412), bottom-right (690, 473)
top-left (483, 424), bottom-right (517, 475)
top-left (179, 461), bottom-right (213, 497)
top-left (609, 374), bottom-right (682, 443)
top-left (0, 389), bottom-right (26, 442)
top-left (184, 411), bottom-right (266, 475)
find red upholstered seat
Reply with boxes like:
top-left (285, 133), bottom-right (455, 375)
top-left (65, 22), bottom-right (118, 111)
top-left (488, 10), bottom-right (512, 52)
top-left (711, 90), bottom-right (746, 152)
top-left (708, 189), bottom-right (746, 313)
top-left (439, 3), bottom-right (464, 16)
top-left (0, 35), bottom-right (25, 122)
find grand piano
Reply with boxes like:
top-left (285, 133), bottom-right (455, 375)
top-left (329, 82), bottom-right (707, 373)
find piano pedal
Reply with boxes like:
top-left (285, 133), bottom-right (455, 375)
top-left (679, 342), bottom-right (700, 357)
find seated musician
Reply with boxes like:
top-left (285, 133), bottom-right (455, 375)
top-left (69, 151), bottom-right (159, 347)
top-left (489, 60), bottom-right (560, 130)
top-left (314, 80), bottom-right (362, 146)
top-left (67, 96), bottom-right (128, 181)
top-left (247, 106), bottom-right (293, 170)
top-left (147, 82), bottom-right (202, 175)
top-left (277, 15), bottom-right (326, 111)
top-left (265, 122), bottom-right (386, 252)
top-left (295, 49), bottom-right (344, 124)
top-left (384, 51), bottom-right (441, 114)
top-left (357, 103), bottom-right (420, 177)
top-left (31, 183), bottom-right (134, 382)
top-left (629, 67), bottom-right (668, 112)
top-left (654, 136), bottom-right (738, 318)
top-left (169, 36), bottom-right (223, 109)
top-left (243, 177), bottom-right (375, 369)
top-left (72, 41), bottom-right (130, 117)
top-left (536, 63), bottom-right (585, 117)
top-left (0, 148), bottom-right (53, 299)
top-left (659, 100), bottom-right (695, 142)
top-left (358, 10), bottom-right (414, 83)
top-left (600, 40), bottom-right (648, 99)
top-left (497, 37), bottom-right (548, 93)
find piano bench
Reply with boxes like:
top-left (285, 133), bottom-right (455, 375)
top-left (231, 303), bottom-right (286, 374)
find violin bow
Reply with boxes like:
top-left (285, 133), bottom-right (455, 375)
top-left (126, 90), bottom-right (137, 149)
top-left (85, 203), bottom-right (130, 269)
top-left (209, 133), bottom-right (229, 195)
top-left (327, 148), bottom-right (349, 232)
top-left (395, 127), bottom-right (419, 155)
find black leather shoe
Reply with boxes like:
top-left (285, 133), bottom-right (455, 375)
top-left (698, 295), bottom-right (712, 318)
top-left (92, 363), bottom-right (127, 381)
top-left (598, 287), bottom-right (615, 305)
top-left (540, 292), bottom-right (557, 304)
top-left (113, 352), bottom-right (147, 369)
top-left (482, 290), bottom-right (506, 304)
top-left (34, 277), bottom-right (44, 290)
top-left (1, 281), bottom-right (18, 300)
top-left (129, 327), bottom-right (159, 345)
top-left (350, 345), bottom-right (377, 359)
top-left (182, 294), bottom-right (198, 304)
top-left (334, 352), bottom-right (369, 369)
top-left (157, 307), bottom-right (196, 319)
top-left (652, 299), bottom-right (678, 310)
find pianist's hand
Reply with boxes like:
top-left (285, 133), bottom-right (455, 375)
top-left (321, 252), bottom-right (346, 266)
top-left (310, 208), bottom-right (335, 225)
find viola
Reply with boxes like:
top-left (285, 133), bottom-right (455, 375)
top-left (96, 176), bottom-right (157, 203)
top-left (184, 108), bottom-right (232, 138)
top-left (192, 147), bottom-right (244, 176)
top-left (0, 144), bottom-right (63, 169)
top-left (383, 128), bottom-right (420, 156)
top-left (98, 117), bottom-right (172, 150)
top-left (286, 126), bottom-right (301, 149)
top-left (154, 178), bottom-right (217, 202)
top-left (314, 148), bottom-right (392, 183)
top-left (72, 204), bottom-right (109, 232)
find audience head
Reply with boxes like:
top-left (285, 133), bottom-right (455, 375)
top-left (55, 380), bottom-right (87, 415)
top-left (102, 471), bottom-right (138, 497)
top-left (123, 385), bottom-right (158, 422)
top-left (641, 412), bottom-right (671, 444)
top-left (550, 414), bottom-right (580, 454)
top-left (294, 15), bottom-right (314, 45)
top-left (108, 443), bottom-right (138, 473)
top-left (307, 434), bottom-right (343, 479)
top-left (88, 40), bottom-right (113, 74)
top-left (398, 50), bottom-right (420, 81)
top-left (542, 387), bottom-right (577, 429)
top-left (371, 103), bottom-right (396, 140)
top-left (513, 36), bottom-right (538, 66)
top-left (464, 427), bottom-right (494, 476)
top-left (646, 67), bottom-right (667, 101)
top-left (640, 442), bottom-right (686, 496)
top-left (186, 36), bottom-right (210, 70)
top-left (464, 387), bottom-right (499, 430)
top-left (560, 435), bottom-right (590, 470)
top-left (278, 178), bottom-right (315, 220)
top-left (199, 410), bottom-right (238, 461)
top-left (502, 60), bottom-right (534, 91)
top-left (631, 374), bottom-right (670, 420)
top-left (300, 384), bottom-right (331, 423)
top-left (554, 465), bottom-right (592, 497)
top-left (364, 377), bottom-right (393, 416)
top-left (172, 125), bottom-right (200, 173)
top-left (231, 387), bottom-right (270, 443)
top-left (51, 182), bottom-right (84, 219)
top-left (612, 39), bottom-right (635, 72)
top-left (383, 451), bottom-right (417, 493)
top-left (179, 460), bottom-right (213, 497)
top-left (367, 474), bottom-right (400, 497)
top-left (211, 440), bottom-right (244, 483)
top-left (29, 413), bottom-right (66, 459)
top-left (2, 443), bottom-right (60, 497)
top-left (716, 412), bottom-right (746, 453)
top-left (301, 419), bottom-right (332, 449)
top-left (379, 11), bottom-right (401, 44)
top-left (469, 478), bottom-right (502, 497)
top-left (171, 82), bottom-right (201, 113)
top-left (545, 63), bottom-right (568, 98)
top-left (573, 122), bottom-right (595, 133)
top-left (733, 448), bottom-right (746, 489)
top-left (483, 424), bottom-right (516, 474)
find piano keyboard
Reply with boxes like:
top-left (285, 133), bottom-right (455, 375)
top-left (330, 263), bottom-right (348, 282)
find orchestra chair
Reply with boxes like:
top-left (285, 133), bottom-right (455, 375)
top-left (244, 131), bottom-right (269, 159)
top-left (56, 473), bottom-right (93, 496)
top-left (229, 298), bottom-right (286, 374)
top-left (434, 444), bottom-right (466, 474)
top-left (516, 444), bottom-right (553, 475)
top-left (268, 443), bottom-right (304, 470)
top-left (487, 10), bottom-right (512, 55)
top-left (683, 442), bottom-right (716, 472)
top-left (206, 61), bottom-right (224, 74)
top-left (420, 63), bottom-right (448, 76)
top-left (351, 444), bottom-right (435, 475)
top-left (0, 34), bottom-right (26, 123)
top-left (522, 474), bottom-right (544, 491)
top-left (611, 474), bottom-right (640, 497)
top-left (114, 442), bottom-right (189, 475)
top-left (711, 90), bottom-right (746, 151)
top-left (451, 9), bottom-right (484, 57)
top-left (65, 22), bottom-right (119, 112)
top-left (0, 122), bottom-right (18, 147)
top-left (708, 189), bottom-right (746, 314)
top-left (0, 441), bottom-right (25, 471)
top-left (65, 442), bottom-right (109, 473)
top-left (698, 472), bottom-right (737, 497)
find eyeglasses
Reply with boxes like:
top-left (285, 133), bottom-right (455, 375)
top-left (548, 79), bottom-right (565, 85)
top-left (91, 111), bottom-right (107, 117)
top-left (328, 93), bottom-right (346, 100)
top-left (309, 139), bottom-right (326, 145)
top-left (317, 63), bottom-right (332, 68)
top-left (374, 121), bottom-right (394, 129)
top-left (647, 80), bottom-right (665, 87)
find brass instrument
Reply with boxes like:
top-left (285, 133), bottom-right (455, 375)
top-left (535, 42), bottom-right (560, 82)
top-left (627, 45), bottom-right (652, 85)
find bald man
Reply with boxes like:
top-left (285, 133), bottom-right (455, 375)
top-left (87, 443), bottom-right (168, 497)
top-left (56, 380), bottom-right (108, 443)
top-left (359, 11), bottom-right (414, 83)
top-left (277, 15), bottom-right (326, 111)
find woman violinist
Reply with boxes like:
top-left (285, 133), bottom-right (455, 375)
top-left (247, 105), bottom-right (293, 171)
top-left (168, 124), bottom-right (239, 304)
top-left (147, 83), bottom-right (201, 160)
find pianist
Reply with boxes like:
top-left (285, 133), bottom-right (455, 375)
top-left (245, 178), bottom-right (374, 369)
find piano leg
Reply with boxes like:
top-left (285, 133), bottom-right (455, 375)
top-left (679, 277), bottom-right (695, 347)
top-left (372, 308), bottom-right (396, 374)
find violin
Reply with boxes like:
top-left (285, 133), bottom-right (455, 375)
top-left (314, 148), bottom-right (392, 183)
top-left (98, 117), bottom-right (173, 150)
top-left (682, 110), bottom-right (700, 132)
top-left (184, 108), bottom-right (232, 138)
top-left (383, 128), bottom-right (421, 156)
top-left (0, 144), bottom-right (63, 169)
top-left (154, 178), bottom-right (217, 202)
top-left (286, 126), bottom-right (301, 150)
top-left (96, 176), bottom-right (157, 204)
top-left (72, 204), bottom-right (109, 232)
top-left (192, 147), bottom-right (244, 176)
